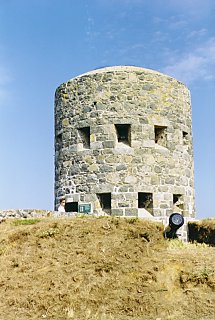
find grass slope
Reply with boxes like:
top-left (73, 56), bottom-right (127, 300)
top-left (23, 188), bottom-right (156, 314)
top-left (0, 217), bottom-right (214, 320)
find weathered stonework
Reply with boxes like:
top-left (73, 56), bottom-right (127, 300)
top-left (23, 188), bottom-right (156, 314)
top-left (0, 209), bottom-right (54, 219)
top-left (54, 66), bottom-right (195, 220)
top-left (0, 209), bottom-right (78, 220)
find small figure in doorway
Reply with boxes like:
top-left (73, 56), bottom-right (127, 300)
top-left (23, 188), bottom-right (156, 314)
top-left (58, 198), bottom-right (66, 212)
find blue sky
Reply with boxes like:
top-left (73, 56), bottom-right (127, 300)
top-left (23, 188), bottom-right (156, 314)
top-left (0, 0), bottom-right (214, 219)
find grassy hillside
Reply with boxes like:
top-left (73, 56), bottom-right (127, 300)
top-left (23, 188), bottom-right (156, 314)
top-left (0, 217), bottom-right (214, 320)
top-left (188, 218), bottom-right (215, 245)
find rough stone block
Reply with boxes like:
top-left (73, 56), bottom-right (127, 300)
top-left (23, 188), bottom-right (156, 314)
top-left (125, 208), bottom-right (138, 216)
top-left (102, 140), bottom-right (115, 148)
top-left (90, 141), bottom-right (103, 149)
top-left (111, 208), bottom-right (124, 216)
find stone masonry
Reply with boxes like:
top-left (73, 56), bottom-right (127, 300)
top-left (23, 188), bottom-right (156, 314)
top-left (54, 66), bottom-right (195, 223)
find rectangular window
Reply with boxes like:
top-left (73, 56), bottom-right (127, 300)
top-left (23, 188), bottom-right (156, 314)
top-left (78, 127), bottom-right (90, 149)
top-left (115, 124), bottom-right (131, 146)
top-left (65, 202), bottom-right (78, 212)
top-left (97, 193), bottom-right (111, 213)
top-left (173, 194), bottom-right (184, 214)
top-left (154, 126), bottom-right (167, 147)
top-left (138, 192), bottom-right (153, 214)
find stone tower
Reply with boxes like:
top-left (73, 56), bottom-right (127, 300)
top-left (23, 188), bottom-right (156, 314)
top-left (54, 66), bottom-right (195, 219)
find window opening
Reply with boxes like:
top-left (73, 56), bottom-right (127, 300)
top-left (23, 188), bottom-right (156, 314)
top-left (78, 127), bottom-right (90, 149)
top-left (173, 194), bottom-right (184, 214)
top-left (138, 193), bottom-right (153, 214)
top-left (97, 193), bottom-right (111, 213)
top-left (56, 133), bottom-right (62, 149)
top-left (65, 202), bottom-right (78, 212)
top-left (183, 131), bottom-right (188, 145)
top-left (154, 126), bottom-right (167, 147)
top-left (115, 124), bottom-right (131, 146)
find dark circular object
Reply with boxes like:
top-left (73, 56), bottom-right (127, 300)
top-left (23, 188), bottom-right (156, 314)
top-left (169, 213), bottom-right (184, 229)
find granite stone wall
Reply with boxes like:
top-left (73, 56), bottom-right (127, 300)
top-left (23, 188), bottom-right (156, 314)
top-left (54, 66), bottom-right (195, 219)
top-left (0, 209), bottom-right (54, 219)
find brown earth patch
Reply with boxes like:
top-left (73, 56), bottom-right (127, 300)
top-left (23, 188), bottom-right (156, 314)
top-left (0, 217), bottom-right (214, 320)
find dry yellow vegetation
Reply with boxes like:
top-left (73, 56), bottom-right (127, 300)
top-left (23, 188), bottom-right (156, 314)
top-left (0, 217), bottom-right (214, 320)
top-left (188, 218), bottom-right (215, 245)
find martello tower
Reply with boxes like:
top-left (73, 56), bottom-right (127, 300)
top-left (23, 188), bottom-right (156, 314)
top-left (54, 66), bottom-right (195, 219)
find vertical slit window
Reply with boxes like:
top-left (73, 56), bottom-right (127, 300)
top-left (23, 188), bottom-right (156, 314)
top-left (173, 194), bottom-right (184, 214)
top-left (138, 192), bottom-right (153, 214)
top-left (183, 131), bottom-right (188, 145)
top-left (78, 127), bottom-right (90, 149)
top-left (56, 133), bottom-right (62, 150)
top-left (154, 126), bottom-right (167, 147)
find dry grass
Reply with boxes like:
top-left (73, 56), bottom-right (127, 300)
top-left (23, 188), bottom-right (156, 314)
top-left (0, 216), bottom-right (214, 320)
top-left (188, 218), bottom-right (215, 245)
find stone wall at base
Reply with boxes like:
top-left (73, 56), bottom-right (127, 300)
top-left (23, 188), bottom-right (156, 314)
top-left (0, 209), bottom-right (197, 242)
top-left (0, 209), bottom-right (55, 219)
